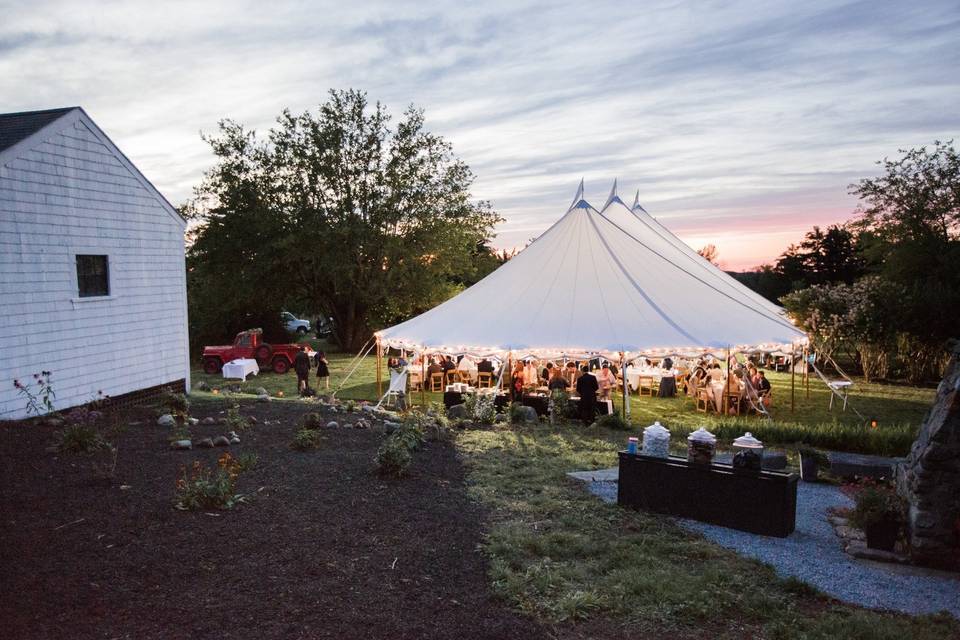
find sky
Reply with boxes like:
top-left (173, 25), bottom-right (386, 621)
top-left (2, 0), bottom-right (958, 270)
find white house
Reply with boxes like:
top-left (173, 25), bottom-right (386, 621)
top-left (0, 107), bottom-right (190, 420)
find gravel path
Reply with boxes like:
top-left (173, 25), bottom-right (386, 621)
top-left (585, 478), bottom-right (960, 618)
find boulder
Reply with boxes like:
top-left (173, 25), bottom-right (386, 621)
top-left (157, 414), bottom-right (176, 427)
top-left (326, 421), bottom-right (339, 430)
top-left (518, 405), bottom-right (539, 423)
top-left (170, 440), bottom-right (192, 450)
top-left (213, 436), bottom-right (231, 447)
top-left (447, 404), bottom-right (468, 420)
top-left (196, 438), bottom-right (214, 449)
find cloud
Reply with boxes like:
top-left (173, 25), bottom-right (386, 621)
top-left (1, 0), bottom-right (958, 269)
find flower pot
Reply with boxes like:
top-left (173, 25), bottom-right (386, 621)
top-left (865, 519), bottom-right (899, 551)
top-left (799, 453), bottom-right (818, 482)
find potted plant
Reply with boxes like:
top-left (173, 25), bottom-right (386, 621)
top-left (796, 444), bottom-right (829, 482)
top-left (849, 485), bottom-right (903, 551)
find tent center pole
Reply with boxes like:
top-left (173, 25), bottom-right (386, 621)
top-left (420, 352), bottom-right (425, 409)
top-left (790, 345), bottom-right (797, 413)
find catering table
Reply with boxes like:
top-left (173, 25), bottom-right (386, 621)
top-left (222, 358), bottom-right (259, 381)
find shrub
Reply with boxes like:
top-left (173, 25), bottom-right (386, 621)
top-left (849, 483), bottom-right (904, 529)
top-left (595, 411), bottom-right (629, 431)
top-left (345, 400), bottom-right (356, 413)
top-left (291, 428), bottom-right (323, 451)
top-left (548, 390), bottom-right (570, 425)
top-left (236, 452), bottom-right (259, 472)
top-left (508, 402), bottom-right (526, 424)
top-left (375, 437), bottom-right (413, 477)
top-left (225, 404), bottom-right (251, 432)
top-left (160, 387), bottom-right (190, 422)
top-left (54, 423), bottom-right (107, 454)
top-left (395, 419), bottom-right (425, 451)
top-left (464, 393), bottom-right (497, 424)
top-left (174, 453), bottom-right (245, 510)
top-left (302, 412), bottom-right (324, 429)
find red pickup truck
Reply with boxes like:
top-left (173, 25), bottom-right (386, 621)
top-left (202, 329), bottom-right (304, 375)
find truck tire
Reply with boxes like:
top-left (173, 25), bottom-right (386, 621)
top-left (272, 356), bottom-right (290, 374)
top-left (296, 326), bottom-right (307, 335)
top-left (255, 345), bottom-right (272, 363)
top-left (203, 357), bottom-right (222, 374)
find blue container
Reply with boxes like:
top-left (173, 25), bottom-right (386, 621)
top-left (627, 437), bottom-right (639, 455)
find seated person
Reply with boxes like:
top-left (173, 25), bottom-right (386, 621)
top-left (595, 363), bottom-right (616, 400)
top-left (756, 370), bottom-right (772, 396)
top-left (441, 356), bottom-right (455, 374)
top-left (548, 367), bottom-right (570, 391)
top-left (708, 363), bottom-right (724, 382)
top-left (541, 362), bottom-right (554, 385)
top-left (477, 358), bottom-right (494, 374)
top-left (427, 358), bottom-right (442, 376)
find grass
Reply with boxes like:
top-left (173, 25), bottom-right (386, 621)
top-left (190, 342), bottom-right (935, 456)
top-left (457, 424), bottom-right (959, 637)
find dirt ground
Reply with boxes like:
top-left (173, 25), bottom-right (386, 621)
top-left (0, 398), bottom-right (553, 640)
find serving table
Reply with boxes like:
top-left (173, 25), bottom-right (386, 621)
top-left (222, 358), bottom-right (259, 381)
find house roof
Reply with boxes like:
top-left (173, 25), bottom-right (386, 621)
top-left (0, 106), bottom-right (185, 227)
top-left (0, 107), bottom-right (77, 154)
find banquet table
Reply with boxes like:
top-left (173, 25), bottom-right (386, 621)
top-left (222, 358), bottom-right (259, 381)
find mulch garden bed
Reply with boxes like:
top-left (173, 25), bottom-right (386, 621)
top-left (0, 398), bottom-right (550, 640)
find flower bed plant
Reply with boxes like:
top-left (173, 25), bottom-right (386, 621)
top-left (174, 453), bottom-right (246, 510)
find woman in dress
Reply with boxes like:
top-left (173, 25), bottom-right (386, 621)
top-left (314, 350), bottom-right (330, 390)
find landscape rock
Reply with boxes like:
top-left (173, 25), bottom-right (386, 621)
top-left (229, 436), bottom-right (241, 444)
top-left (157, 414), bottom-right (176, 427)
top-left (835, 525), bottom-right (865, 541)
top-left (196, 438), bottom-right (214, 449)
top-left (201, 417), bottom-right (216, 425)
top-left (326, 421), bottom-right (339, 429)
top-left (255, 387), bottom-right (268, 396)
top-left (447, 404), bottom-right (468, 420)
top-left (217, 417), bottom-right (228, 424)
top-left (256, 394), bottom-right (271, 403)
top-left (249, 416), bottom-right (258, 424)
top-left (195, 381), bottom-right (210, 391)
top-left (355, 419), bottom-right (369, 429)
top-left (170, 440), bottom-right (192, 450)
top-left (518, 405), bottom-right (539, 423)
top-left (213, 436), bottom-right (231, 447)
top-left (188, 417), bottom-right (199, 426)
top-left (384, 421), bottom-right (401, 434)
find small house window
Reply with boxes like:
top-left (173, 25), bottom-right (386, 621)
top-left (76, 255), bottom-right (110, 297)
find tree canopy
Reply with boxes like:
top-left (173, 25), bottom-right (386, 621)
top-left (186, 90), bottom-right (502, 352)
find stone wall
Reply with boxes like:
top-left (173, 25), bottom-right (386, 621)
top-left (896, 341), bottom-right (960, 571)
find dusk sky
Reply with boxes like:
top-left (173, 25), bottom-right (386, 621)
top-left (3, 0), bottom-right (958, 269)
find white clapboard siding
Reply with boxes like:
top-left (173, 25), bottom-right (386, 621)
top-left (0, 109), bottom-right (189, 420)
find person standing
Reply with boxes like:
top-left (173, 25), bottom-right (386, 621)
top-left (575, 365), bottom-right (599, 424)
top-left (294, 346), bottom-right (311, 394)
top-left (595, 363), bottom-right (616, 400)
top-left (314, 350), bottom-right (330, 390)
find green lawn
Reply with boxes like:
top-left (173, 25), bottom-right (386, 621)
top-left (191, 345), bottom-right (934, 456)
top-left (458, 424), bottom-right (958, 637)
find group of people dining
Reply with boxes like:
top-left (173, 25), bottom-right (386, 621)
top-left (398, 351), bottom-right (776, 418)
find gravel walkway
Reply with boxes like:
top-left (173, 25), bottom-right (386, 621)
top-left (584, 477), bottom-right (960, 618)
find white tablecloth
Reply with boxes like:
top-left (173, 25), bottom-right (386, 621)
top-left (222, 358), bottom-right (259, 381)
top-left (625, 367), bottom-right (677, 391)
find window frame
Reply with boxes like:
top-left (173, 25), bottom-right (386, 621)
top-left (75, 254), bottom-right (111, 298)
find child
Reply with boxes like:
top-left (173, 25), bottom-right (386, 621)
top-left (314, 350), bottom-right (330, 390)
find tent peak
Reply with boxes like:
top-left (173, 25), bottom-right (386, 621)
top-left (568, 178), bottom-right (585, 211)
top-left (632, 190), bottom-right (649, 215)
top-left (601, 178), bottom-right (626, 211)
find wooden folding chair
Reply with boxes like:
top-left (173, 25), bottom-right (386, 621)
top-left (638, 375), bottom-right (654, 396)
top-left (477, 372), bottom-right (492, 388)
top-left (430, 373), bottom-right (444, 392)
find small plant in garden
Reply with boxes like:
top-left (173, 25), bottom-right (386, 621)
top-left (225, 404), bottom-right (252, 432)
top-left (301, 412), bottom-right (324, 429)
top-left (508, 401), bottom-right (526, 424)
top-left (595, 411), bottom-right (629, 430)
top-left (463, 392), bottom-right (497, 425)
top-left (54, 422), bottom-right (107, 454)
top-left (849, 482), bottom-right (903, 530)
top-left (13, 371), bottom-right (55, 416)
top-left (375, 437), bottom-right (413, 477)
top-left (291, 428), bottom-right (323, 451)
top-left (235, 452), bottom-right (259, 472)
top-left (160, 387), bottom-right (190, 424)
top-left (548, 390), bottom-right (570, 425)
top-left (174, 453), bottom-right (246, 510)
top-left (345, 399), bottom-right (356, 413)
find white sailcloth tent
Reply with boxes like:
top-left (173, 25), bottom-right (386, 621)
top-left (377, 182), bottom-right (806, 359)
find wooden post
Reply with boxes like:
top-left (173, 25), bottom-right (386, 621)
top-left (376, 338), bottom-right (383, 399)
top-left (620, 352), bottom-right (628, 419)
top-left (790, 345), bottom-right (796, 413)
top-left (723, 348), bottom-right (731, 414)
top-left (803, 346), bottom-right (810, 399)
top-left (506, 354), bottom-right (512, 399)
top-left (420, 352), bottom-right (425, 408)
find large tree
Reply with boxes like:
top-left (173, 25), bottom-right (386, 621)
top-left (187, 90), bottom-right (502, 352)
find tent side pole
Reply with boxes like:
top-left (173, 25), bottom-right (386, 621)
top-left (724, 347), bottom-right (731, 414)
top-left (420, 354), bottom-right (425, 409)
top-left (376, 338), bottom-right (383, 399)
top-left (620, 352), bottom-right (628, 419)
top-left (791, 345), bottom-right (796, 413)
top-left (804, 346), bottom-right (810, 399)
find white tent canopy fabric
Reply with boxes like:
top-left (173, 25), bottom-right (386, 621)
top-left (378, 182), bottom-right (806, 359)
